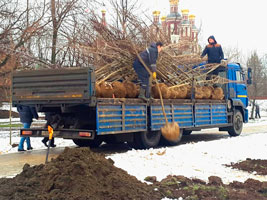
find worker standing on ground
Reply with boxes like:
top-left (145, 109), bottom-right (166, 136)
top-left (201, 35), bottom-right (224, 63)
top-left (133, 42), bottom-right (163, 101)
top-left (17, 105), bottom-right (39, 151)
top-left (255, 104), bottom-right (261, 119)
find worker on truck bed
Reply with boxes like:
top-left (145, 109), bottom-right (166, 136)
top-left (201, 35), bottom-right (224, 63)
top-left (133, 41), bottom-right (163, 101)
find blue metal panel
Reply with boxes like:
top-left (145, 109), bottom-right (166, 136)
top-left (150, 104), bottom-right (193, 131)
top-left (195, 104), bottom-right (227, 127)
top-left (96, 104), bottom-right (147, 135)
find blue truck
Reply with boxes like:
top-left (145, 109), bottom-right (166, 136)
top-left (12, 63), bottom-right (252, 149)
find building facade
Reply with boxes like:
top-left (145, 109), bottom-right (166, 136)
top-left (152, 0), bottom-right (199, 53)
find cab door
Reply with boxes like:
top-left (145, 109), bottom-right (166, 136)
top-left (235, 70), bottom-right (248, 107)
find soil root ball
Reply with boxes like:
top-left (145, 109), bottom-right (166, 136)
top-left (195, 86), bottom-right (204, 99)
top-left (95, 83), bottom-right (101, 97)
top-left (211, 87), bottom-right (224, 100)
top-left (99, 82), bottom-right (114, 98)
top-left (152, 83), bottom-right (170, 99)
top-left (186, 85), bottom-right (192, 99)
top-left (169, 88), bottom-right (177, 99)
top-left (123, 81), bottom-right (138, 98)
top-left (112, 81), bottom-right (126, 98)
top-left (176, 86), bottom-right (188, 99)
top-left (202, 86), bottom-right (213, 99)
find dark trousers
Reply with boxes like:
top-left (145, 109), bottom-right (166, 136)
top-left (43, 137), bottom-right (55, 145)
top-left (133, 60), bottom-right (150, 98)
top-left (255, 111), bottom-right (261, 118)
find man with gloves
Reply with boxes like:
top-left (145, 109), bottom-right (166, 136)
top-left (133, 41), bottom-right (163, 101)
top-left (201, 35), bottom-right (224, 63)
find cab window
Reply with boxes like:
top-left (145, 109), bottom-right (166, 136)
top-left (235, 71), bottom-right (243, 81)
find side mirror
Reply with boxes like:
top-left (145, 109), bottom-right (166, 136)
top-left (247, 67), bottom-right (252, 85)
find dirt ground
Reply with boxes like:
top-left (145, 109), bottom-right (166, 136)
top-left (0, 110), bottom-right (19, 119)
top-left (0, 147), bottom-right (267, 200)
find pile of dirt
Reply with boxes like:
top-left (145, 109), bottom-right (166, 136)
top-left (151, 175), bottom-right (267, 200)
top-left (0, 110), bottom-right (19, 119)
top-left (226, 158), bottom-right (267, 175)
top-left (0, 148), bottom-right (267, 200)
top-left (0, 147), bottom-right (161, 200)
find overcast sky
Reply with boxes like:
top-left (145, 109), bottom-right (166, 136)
top-left (142, 0), bottom-right (267, 57)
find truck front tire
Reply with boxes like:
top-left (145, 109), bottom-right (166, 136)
top-left (228, 110), bottom-right (243, 136)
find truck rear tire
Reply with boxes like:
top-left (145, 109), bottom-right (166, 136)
top-left (72, 138), bottom-right (102, 148)
top-left (127, 131), bottom-right (161, 149)
top-left (228, 110), bottom-right (243, 136)
top-left (160, 129), bottom-right (183, 146)
top-left (183, 130), bottom-right (192, 136)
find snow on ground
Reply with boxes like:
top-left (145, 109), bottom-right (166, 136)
top-left (0, 101), bottom-right (267, 184)
top-left (107, 131), bottom-right (267, 184)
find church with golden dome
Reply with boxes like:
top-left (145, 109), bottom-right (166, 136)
top-left (152, 0), bottom-right (199, 53)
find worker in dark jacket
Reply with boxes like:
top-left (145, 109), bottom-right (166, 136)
top-left (17, 105), bottom-right (39, 151)
top-left (201, 35), bottom-right (224, 63)
top-left (133, 42), bottom-right (163, 101)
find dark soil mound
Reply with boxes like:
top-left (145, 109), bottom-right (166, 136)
top-left (0, 110), bottom-right (19, 119)
top-left (0, 147), bottom-right (161, 200)
top-left (227, 158), bottom-right (267, 175)
top-left (1, 149), bottom-right (267, 200)
top-left (152, 175), bottom-right (267, 200)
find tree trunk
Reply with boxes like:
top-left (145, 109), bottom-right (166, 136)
top-left (51, 0), bottom-right (57, 64)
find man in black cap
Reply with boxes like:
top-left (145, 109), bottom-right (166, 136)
top-left (133, 41), bottom-right (163, 101)
top-left (201, 35), bottom-right (224, 63)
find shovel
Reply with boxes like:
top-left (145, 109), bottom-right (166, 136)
top-left (155, 80), bottom-right (180, 142)
top-left (134, 50), bottom-right (180, 142)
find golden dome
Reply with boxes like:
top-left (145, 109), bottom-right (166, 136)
top-left (169, 0), bottom-right (179, 5)
top-left (161, 16), bottom-right (167, 21)
top-left (189, 15), bottom-right (195, 19)
top-left (153, 10), bottom-right (161, 16)
top-left (101, 10), bottom-right (106, 14)
top-left (181, 9), bottom-right (189, 14)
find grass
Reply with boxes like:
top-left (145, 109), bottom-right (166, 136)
top-left (0, 123), bottom-right (22, 128)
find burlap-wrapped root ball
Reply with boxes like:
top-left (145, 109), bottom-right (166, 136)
top-left (179, 86), bottom-right (188, 99)
top-left (95, 83), bottom-right (101, 97)
top-left (123, 81), bottom-right (139, 98)
top-left (169, 88), bottom-right (177, 99)
top-left (195, 86), bottom-right (204, 99)
top-left (186, 85), bottom-right (192, 99)
top-left (112, 81), bottom-right (126, 98)
top-left (202, 86), bottom-right (213, 99)
top-left (152, 83), bottom-right (171, 99)
top-left (99, 82), bottom-right (114, 98)
top-left (211, 87), bottom-right (224, 100)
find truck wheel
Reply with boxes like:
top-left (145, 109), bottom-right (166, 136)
top-left (72, 138), bottom-right (102, 148)
top-left (160, 129), bottom-right (183, 146)
top-left (183, 130), bottom-right (192, 136)
top-left (228, 110), bottom-right (243, 136)
top-left (128, 131), bottom-right (161, 149)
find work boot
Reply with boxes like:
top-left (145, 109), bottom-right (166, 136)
top-left (42, 139), bottom-right (48, 147)
top-left (138, 88), bottom-right (148, 102)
